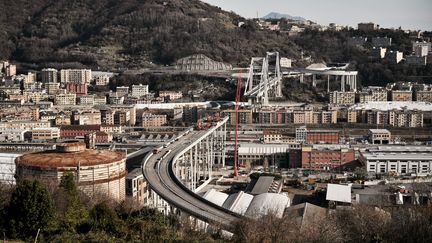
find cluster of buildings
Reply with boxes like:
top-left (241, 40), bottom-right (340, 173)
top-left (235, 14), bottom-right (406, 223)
top-left (0, 63), bottom-right (192, 143)
top-left (351, 22), bottom-right (431, 66)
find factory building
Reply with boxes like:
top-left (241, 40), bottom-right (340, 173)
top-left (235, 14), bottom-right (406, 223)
top-left (359, 146), bottom-right (432, 176)
top-left (15, 141), bottom-right (127, 201)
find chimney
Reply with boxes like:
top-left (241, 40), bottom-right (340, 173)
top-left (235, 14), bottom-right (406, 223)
top-left (84, 132), bottom-right (96, 149)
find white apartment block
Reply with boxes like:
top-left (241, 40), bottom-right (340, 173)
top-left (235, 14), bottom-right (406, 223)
top-left (79, 95), bottom-right (95, 105)
top-left (55, 93), bottom-right (76, 106)
top-left (95, 75), bottom-right (110, 86)
top-left (131, 84), bottom-right (149, 98)
top-left (60, 69), bottom-right (92, 83)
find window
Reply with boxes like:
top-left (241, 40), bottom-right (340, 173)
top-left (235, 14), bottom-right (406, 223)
top-left (401, 165), bottom-right (407, 174)
top-left (369, 164), bottom-right (376, 171)
top-left (421, 164), bottom-right (429, 173)
top-left (390, 164), bottom-right (396, 171)
top-left (380, 164), bottom-right (386, 173)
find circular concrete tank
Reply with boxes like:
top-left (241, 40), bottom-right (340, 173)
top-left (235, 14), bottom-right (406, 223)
top-left (15, 142), bottom-right (127, 201)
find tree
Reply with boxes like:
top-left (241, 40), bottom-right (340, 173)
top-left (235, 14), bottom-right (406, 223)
top-left (5, 179), bottom-right (56, 239)
top-left (56, 172), bottom-right (89, 232)
top-left (90, 202), bottom-right (121, 234)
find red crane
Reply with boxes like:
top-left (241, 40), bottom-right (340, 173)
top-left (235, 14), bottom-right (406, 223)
top-left (232, 75), bottom-right (242, 177)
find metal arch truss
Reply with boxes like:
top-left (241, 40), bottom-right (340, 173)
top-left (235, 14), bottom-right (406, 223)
top-left (244, 51), bottom-right (282, 106)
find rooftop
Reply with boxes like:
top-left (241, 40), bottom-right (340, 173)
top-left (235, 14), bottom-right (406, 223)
top-left (16, 144), bottom-right (125, 168)
top-left (350, 101), bottom-right (432, 111)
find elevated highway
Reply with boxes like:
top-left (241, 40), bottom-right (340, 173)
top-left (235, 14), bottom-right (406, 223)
top-left (141, 117), bottom-right (241, 229)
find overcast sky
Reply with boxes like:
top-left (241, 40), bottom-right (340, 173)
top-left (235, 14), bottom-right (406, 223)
top-left (201, 0), bottom-right (432, 31)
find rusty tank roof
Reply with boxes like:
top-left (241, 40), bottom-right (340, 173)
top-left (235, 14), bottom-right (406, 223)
top-left (16, 142), bottom-right (125, 168)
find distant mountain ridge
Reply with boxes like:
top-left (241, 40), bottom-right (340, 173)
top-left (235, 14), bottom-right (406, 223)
top-left (263, 12), bottom-right (306, 21)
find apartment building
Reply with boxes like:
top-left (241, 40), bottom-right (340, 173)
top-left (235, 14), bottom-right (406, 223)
top-left (159, 90), bottom-right (183, 100)
top-left (60, 69), bottom-right (92, 83)
top-left (141, 113), bottom-right (167, 127)
top-left (390, 90), bottom-right (412, 101)
top-left (31, 127), bottom-right (60, 141)
top-left (131, 84), bottom-right (149, 98)
top-left (415, 90), bottom-right (432, 102)
top-left (55, 93), bottom-right (76, 106)
top-left (358, 90), bottom-right (388, 102)
top-left (329, 91), bottom-right (355, 105)
top-left (41, 68), bottom-right (58, 83)
top-left (223, 109), bottom-right (253, 126)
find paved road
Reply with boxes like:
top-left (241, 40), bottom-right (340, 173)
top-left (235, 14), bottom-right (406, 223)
top-left (142, 130), bottom-right (240, 229)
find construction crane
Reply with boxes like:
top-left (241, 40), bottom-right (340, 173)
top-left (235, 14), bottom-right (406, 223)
top-left (232, 75), bottom-right (242, 177)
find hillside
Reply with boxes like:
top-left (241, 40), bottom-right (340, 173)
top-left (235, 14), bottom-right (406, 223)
top-left (0, 0), bottom-right (301, 70)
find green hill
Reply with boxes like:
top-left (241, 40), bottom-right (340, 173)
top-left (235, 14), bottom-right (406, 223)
top-left (0, 0), bottom-right (301, 70)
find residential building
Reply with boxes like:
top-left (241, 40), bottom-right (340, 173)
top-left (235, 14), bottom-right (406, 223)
top-left (94, 96), bottom-right (107, 105)
top-left (0, 129), bottom-right (28, 142)
top-left (44, 82), bottom-right (60, 95)
top-left (126, 168), bottom-right (150, 206)
top-left (141, 113), bottom-right (167, 127)
top-left (412, 41), bottom-right (431, 54)
top-left (405, 55), bottom-right (427, 66)
top-left (101, 125), bottom-right (123, 134)
top-left (348, 37), bottom-right (367, 46)
top-left (114, 110), bottom-right (130, 126)
top-left (131, 84), bottom-right (149, 98)
top-left (66, 83), bottom-right (88, 96)
top-left (0, 121), bottom-right (50, 130)
top-left (357, 22), bottom-right (378, 31)
top-left (329, 91), bottom-right (355, 105)
top-left (390, 90), bottom-right (412, 101)
top-left (5, 64), bottom-right (16, 76)
top-left (359, 146), bottom-right (432, 175)
top-left (414, 45), bottom-right (429, 57)
top-left (108, 93), bottom-right (124, 105)
top-left (78, 95), bottom-right (95, 105)
top-left (24, 72), bottom-right (36, 83)
top-left (223, 109), bottom-right (253, 126)
top-left (100, 109), bottom-right (115, 125)
top-left (72, 111), bottom-right (101, 125)
top-left (159, 90), bottom-right (183, 100)
top-left (183, 106), bottom-right (199, 123)
top-left (95, 75), bottom-right (109, 86)
top-left (415, 90), bottom-right (432, 102)
top-left (262, 130), bottom-right (296, 144)
top-left (372, 37), bottom-right (392, 47)
top-left (55, 93), bottom-right (76, 106)
top-left (358, 89), bottom-right (388, 102)
top-left (369, 47), bottom-right (386, 59)
top-left (31, 127), bottom-right (60, 141)
top-left (41, 68), bottom-right (58, 83)
top-left (116, 86), bottom-right (129, 96)
top-left (60, 69), bottom-right (92, 83)
top-left (385, 51), bottom-right (403, 63)
top-left (368, 129), bottom-right (391, 144)
top-left (389, 110), bottom-right (423, 128)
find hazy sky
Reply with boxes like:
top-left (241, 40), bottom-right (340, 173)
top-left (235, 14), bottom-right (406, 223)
top-left (201, 0), bottom-right (432, 31)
